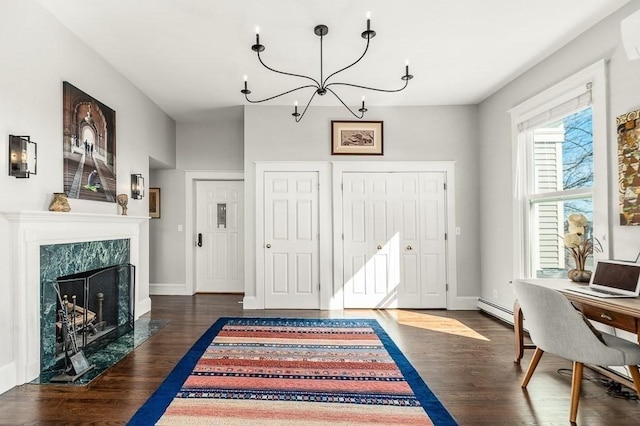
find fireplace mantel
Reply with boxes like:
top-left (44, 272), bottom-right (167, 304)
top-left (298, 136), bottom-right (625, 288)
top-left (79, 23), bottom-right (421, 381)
top-left (2, 210), bottom-right (148, 389)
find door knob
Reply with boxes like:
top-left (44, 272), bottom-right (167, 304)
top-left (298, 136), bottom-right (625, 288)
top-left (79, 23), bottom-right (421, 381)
top-left (377, 245), bottom-right (382, 250)
top-left (407, 245), bottom-right (413, 250)
top-left (266, 243), bottom-right (271, 248)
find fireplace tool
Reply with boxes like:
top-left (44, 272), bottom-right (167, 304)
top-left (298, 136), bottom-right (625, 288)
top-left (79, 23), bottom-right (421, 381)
top-left (50, 282), bottom-right (95, 382)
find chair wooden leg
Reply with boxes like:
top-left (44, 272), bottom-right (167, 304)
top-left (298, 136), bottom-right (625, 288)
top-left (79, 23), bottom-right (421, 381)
top-left (570, 361), bottom-right (584, 423)
top-left (521, 347), bottom-right (544, 388)
top-left (627, 365), bottom-right (640, 397)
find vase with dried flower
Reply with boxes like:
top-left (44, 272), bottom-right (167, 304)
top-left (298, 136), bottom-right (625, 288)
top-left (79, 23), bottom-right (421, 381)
top-left (562, 213), bottom-right (601, 283)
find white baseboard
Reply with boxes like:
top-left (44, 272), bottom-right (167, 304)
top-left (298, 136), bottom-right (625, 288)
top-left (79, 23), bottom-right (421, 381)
top-left (0, 362), bottom-right (16, 396)
top-left (477, 297), bottom-right (514, 324)
top-left (149, 283), bottom-right (190, 296)
top-left (449, 296), bottom-right (480, 310)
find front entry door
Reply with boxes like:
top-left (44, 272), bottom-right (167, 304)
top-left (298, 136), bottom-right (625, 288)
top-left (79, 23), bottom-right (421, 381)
top-left (342, 172), bottom-right (447, 308)
top-left (263, 171), bottom-right (320, 309)
top-left (196, 180), bottom-right (244, 293)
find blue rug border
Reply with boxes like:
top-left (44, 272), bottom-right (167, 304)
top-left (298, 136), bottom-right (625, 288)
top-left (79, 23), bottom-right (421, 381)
top-left (128, 317), bottom-right (457, 426)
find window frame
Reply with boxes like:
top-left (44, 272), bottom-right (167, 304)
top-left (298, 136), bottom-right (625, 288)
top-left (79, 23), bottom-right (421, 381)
top-left (509, 60), bottom-right (609, 280)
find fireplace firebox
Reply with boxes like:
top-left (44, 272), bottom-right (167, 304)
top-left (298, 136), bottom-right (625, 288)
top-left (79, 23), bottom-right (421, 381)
top-left (51, 263), bottom-right (135, 381)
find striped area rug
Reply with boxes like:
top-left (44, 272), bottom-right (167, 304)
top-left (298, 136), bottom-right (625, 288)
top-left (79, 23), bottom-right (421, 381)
top-left (129, 318), bottom-right (457, 425)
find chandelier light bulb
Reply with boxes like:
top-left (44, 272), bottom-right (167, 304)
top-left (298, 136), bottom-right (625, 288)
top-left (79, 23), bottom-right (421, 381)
top-left (292, 100), bottom-right (300, 118)
top-left (366, 11), bottom-right (371, 19)
top-left (243, 75), bottom-right (248, 81)
top-left (255, 26), bottom-right (260, 34)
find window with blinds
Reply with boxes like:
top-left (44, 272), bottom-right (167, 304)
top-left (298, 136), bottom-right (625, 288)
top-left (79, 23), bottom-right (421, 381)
top-left (516, 84), bottom-right (595, 278)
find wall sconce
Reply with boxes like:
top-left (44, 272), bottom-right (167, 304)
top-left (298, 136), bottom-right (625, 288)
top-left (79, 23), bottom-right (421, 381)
top-left (8, 135), bottom-right (37, 178)
top-left (131, 174), bottom-right (145, 199)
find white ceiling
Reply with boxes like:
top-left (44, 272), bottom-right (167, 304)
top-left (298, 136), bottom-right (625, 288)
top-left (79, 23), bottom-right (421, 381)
top-left (38, 0), bottom-right (630, 122)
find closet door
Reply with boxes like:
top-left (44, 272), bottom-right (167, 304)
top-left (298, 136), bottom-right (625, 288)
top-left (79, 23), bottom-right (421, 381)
top-left (342, 172), bottom-right (447, 308)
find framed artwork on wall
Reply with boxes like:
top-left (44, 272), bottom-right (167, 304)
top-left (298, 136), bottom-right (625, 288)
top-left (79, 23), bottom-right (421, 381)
top-left (62, 81), bottom-right (117, 202)
top-left (331, 120), bottom-right (383, 155)
top-left (618, 109), bottom-right (640, 225)
top-left (149, 188), bottom-right (161, 218)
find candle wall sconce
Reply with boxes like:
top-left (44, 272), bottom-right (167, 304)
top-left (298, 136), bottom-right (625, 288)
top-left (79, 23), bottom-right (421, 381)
top-left (131, 173), bottom-right (145, 199)
top-left (8, 135), bottom-right (37, 178)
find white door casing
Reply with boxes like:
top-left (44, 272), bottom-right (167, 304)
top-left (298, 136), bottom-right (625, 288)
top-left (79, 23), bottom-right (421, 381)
top-left (263, 171), bottom-right (320, 309)
top-left (196, 180), bottom-right (244, 293)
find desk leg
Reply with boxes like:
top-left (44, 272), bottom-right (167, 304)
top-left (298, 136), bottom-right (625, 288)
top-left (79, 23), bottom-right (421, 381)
top-left (514, 299), bottom-right (524, 363)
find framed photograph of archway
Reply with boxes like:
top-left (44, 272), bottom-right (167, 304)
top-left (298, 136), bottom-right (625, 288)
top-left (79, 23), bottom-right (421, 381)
top-left (62, 81), bottom-right (117, 203)
top-left (331, 120), bottom-right (383, 155)
top-left (618, 108), bottom-right (640, 225)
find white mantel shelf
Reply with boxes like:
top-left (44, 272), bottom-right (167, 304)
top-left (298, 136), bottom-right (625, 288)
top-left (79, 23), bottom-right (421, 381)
top-left (2, 210), bottom-right (149, 223)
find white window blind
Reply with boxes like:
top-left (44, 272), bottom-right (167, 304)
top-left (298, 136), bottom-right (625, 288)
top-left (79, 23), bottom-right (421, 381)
top-left (517, 83), bottom-right (592, 133)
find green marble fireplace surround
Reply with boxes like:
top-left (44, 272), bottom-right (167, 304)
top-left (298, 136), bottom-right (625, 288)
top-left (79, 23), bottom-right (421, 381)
top-left (39, 239), bottom-right (131, 382)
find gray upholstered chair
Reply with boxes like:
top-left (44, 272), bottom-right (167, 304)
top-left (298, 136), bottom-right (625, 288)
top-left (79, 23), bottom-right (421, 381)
top-left (514, 280), bottom-right (640, 423)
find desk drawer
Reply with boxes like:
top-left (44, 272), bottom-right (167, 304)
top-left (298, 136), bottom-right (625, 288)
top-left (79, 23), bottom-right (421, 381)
top-left (581, 305), bottom-right (637, 333)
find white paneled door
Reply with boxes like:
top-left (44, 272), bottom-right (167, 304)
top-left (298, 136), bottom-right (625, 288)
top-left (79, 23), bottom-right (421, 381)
top-left (196, 180), bottom-right (244, 293)
top-left (263, 171), bottom-right (320, 309)
top-left (342, 172), bottom-right (447, 308)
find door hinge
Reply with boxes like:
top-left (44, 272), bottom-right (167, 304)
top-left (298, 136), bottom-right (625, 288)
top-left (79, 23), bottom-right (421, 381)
top-left (444, 182), bottom-right (447, 190)
top-left (444, 233), bottom-right (448, 240)
top-left (318, 283), bottom-right (321, 291)
top-left (446, 284), bottom-right (449, 291)
top-left (342, 233), bottom-right (344, 240)
top-left (341, 183), bottom-right (343, 190)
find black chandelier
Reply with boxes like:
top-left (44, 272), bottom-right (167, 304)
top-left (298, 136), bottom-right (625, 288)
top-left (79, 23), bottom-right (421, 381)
top-left (241, 13), bottom-right (414, 122)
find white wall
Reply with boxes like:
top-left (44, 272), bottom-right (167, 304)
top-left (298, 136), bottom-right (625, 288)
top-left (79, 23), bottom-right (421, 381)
top-left (478, 0), bottom-right (640, 314)
top-left (0, 1), bottom-right (175, 393)
top-left (243, 105), bottom-right (480, 304)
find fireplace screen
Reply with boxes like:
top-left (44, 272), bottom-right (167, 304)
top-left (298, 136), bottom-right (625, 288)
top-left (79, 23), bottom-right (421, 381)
top-left (53, 264), bottom-right (135, 369)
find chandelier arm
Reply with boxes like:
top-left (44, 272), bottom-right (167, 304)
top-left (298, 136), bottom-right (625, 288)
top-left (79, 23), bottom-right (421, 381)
top-left (257, 51), bottom-right (320, 87)
top-left (322, 36), bottom-right (371, 87)
top-left (294, 91), bottom-right (318, 123)
top-left (325, 78), bottom-right (409, 93)
top-left (325, 87), bottom-right (365, 119)
top-left (244, 84), bottom-right (318, 103)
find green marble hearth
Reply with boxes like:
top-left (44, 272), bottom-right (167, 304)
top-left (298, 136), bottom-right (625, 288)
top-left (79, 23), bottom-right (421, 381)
top-left (35, 317), bottom-right (168, 385)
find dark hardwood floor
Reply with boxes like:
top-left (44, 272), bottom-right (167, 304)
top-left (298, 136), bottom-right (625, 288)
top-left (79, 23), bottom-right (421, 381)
top-left (1, 294), bottom-right (640, 425)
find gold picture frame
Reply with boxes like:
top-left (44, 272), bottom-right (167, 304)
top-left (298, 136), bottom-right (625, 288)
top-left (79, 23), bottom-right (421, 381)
top-left (618, 109), bottom-right (640, 225)
top-left (149, 188), bottom-right (160, 219)
top-left (331, 120), bottom-right (383, 155)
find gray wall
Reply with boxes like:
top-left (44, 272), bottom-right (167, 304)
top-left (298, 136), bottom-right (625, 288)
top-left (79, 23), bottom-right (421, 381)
top-left (149, 107), bottom-right (244, 287)
top-left (243, 105), bottom-right (480, 300)
top-left (478, 0), bottom-right (640, 310)
top-left (176, 107), bottom-right (244, 171)
top-left (149, 168), bottom-right (186, 285)
top-left (0, 0), bottom-right (176, 392)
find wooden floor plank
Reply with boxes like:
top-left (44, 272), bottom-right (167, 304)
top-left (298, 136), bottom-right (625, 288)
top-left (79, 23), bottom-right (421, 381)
top-left (1, 294), bottom-right (640, 425)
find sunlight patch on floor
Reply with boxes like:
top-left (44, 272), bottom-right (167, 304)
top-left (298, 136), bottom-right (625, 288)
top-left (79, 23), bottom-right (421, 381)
top-left (387, 310), bottom-right (490, 341)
